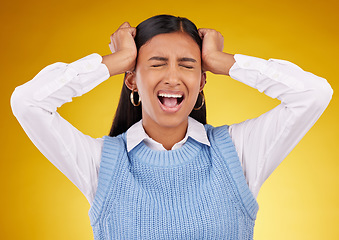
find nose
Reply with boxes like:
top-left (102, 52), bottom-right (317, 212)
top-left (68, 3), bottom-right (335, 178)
top-left (164, 65), bottom-right (181, 87)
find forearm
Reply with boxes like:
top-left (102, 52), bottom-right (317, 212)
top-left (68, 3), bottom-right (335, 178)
top-left (11, 53), bottom-right (110, 114)
top-left (204, 52), bottom-right (235, 75)
top-left (228, 54), bottom-right (333, 197)
top-left (10, 53), bottom-right (109, 204)
top-left (102, 51), bottom-right (135, 77)
top-left (229, 54), bottom-right (333, 107)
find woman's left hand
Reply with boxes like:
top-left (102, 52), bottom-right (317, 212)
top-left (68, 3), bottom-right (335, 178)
top-left (198, 28), bottom-right (235, 75)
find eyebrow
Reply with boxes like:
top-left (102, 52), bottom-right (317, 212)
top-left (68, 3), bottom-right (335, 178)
top-left (148, 56), bottom-right (197, 63)
top-left (179, 57), bottom-right (197, 63)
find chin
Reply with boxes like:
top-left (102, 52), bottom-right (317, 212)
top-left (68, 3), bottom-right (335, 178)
top-left (154, 114), bottom-right (189, 129)
top-left (141, 98), bottom-right (193, 130)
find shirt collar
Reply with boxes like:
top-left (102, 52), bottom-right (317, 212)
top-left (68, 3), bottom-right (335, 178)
top-left (126, 116), bottom-right (210, 152)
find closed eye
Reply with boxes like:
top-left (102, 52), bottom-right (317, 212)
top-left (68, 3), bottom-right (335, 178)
top-left (180, 65), bottom-right (194, 69)
top-left (151, 64), bottom-right (194, 69)
top-left (151, 64), bottom-right (166, 67)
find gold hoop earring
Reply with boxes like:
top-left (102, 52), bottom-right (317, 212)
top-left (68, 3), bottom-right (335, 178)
top-left (193, 92), bottom-right (205, 110)
top-left (130, 89), bottom-right (141, 107)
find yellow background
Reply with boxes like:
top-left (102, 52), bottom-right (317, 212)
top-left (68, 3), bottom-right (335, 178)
top-left (2, 0), bottom-right (338, 239)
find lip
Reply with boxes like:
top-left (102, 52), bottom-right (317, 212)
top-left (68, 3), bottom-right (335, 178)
top-left (157, 90), bottom-right (185, 96)
top-left (157, 90), bottom-right (185, 113)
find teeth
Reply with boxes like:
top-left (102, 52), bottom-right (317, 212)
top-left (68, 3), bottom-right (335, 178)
top-left (158, 93), bottom-right (183, 98)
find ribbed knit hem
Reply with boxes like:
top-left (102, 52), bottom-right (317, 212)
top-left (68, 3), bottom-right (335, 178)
top-left (205, 124), bottom-right (259, 220)
top-left (88, 134), bottom-right (126, 225)
top-left (128, 136), bottom-right (204, 167)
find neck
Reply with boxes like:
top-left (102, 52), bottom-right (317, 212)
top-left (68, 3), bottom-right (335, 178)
top-left (142, 118), bottom-right (188, 150)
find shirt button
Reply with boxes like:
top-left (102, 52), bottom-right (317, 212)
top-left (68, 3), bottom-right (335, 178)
top-left (60, 77), bottom-right (67, 83)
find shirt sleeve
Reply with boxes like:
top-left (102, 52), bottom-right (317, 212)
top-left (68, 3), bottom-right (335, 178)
top-left (10, 53), bottom-right (110, 205)
top-left (227, 54), bottom-right (333, 198)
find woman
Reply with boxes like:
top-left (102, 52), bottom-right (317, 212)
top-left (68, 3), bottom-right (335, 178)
top-left (11, 15), bottom-right (333, 239)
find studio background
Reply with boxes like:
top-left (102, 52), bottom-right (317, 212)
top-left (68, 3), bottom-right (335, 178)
top-left (1, 0), bottom-right (338, 239)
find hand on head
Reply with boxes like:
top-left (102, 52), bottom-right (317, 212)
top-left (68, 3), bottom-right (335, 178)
top-left (104, 21), bottom-right (232, 77)
top-left (198, 28), bottom-right (225, 74)
top-left (108, 22), bottom-right (137, 73)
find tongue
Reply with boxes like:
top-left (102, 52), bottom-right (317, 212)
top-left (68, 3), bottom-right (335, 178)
top-left (162, 97), bottom-right (177, 108)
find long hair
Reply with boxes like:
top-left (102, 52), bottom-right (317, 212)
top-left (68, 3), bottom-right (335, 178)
top-left (109, 14), bottom-right (206, 137)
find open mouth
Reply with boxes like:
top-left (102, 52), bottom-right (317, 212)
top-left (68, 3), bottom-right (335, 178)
top-left (157, 91), bottom-right (185, 112)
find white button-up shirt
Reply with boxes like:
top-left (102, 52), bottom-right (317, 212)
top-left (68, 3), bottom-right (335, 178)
top-left (10, 53), bottom-right (333, 205)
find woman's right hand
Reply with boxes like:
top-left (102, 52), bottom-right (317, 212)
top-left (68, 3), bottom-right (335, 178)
top-left (103, 22), bottom-right (137, 76)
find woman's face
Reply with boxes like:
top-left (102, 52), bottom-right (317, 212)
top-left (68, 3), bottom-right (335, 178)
top-left (128, 31), bottom-right (206, 130)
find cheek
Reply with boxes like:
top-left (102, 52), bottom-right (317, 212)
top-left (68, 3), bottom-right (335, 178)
top-left (187, 73), bottom-right (202, 92)
top-left (135, 74), bottom-right (156, 103)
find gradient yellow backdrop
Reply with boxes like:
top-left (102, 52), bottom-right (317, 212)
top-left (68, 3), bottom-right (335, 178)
top-left (2, 0), bottom-right (338, 239)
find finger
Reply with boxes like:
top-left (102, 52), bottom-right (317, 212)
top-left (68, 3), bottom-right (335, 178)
top-left (129, 27), bottom-right (137, 38)
top-left (118, 22), bottom-right (131, 29)
top-left (120, 27), bottom-right (136, 38)
top-left (201, 64), bottom-right (207, 73)
top-left (198, 30), bottom-right (203, 39)
top-left (108, 42), bottom-right (114, 53)
top-left (198, 28), bottom-right (204, 39)
top-left (198, 28), bottom-right (208, 39)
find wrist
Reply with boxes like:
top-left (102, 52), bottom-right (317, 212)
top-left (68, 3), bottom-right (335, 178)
top-left (203, 52), bottom-right (235, 75)
top-left (214, 52), bottom-right (235, 75)
top-left (102, 54), bottom-right (118, 76)
top-left (102, 51), bottom-right (136, 77)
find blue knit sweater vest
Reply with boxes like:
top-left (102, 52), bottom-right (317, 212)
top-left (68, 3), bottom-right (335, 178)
top-left (89, 124), bottom-right (259, 239)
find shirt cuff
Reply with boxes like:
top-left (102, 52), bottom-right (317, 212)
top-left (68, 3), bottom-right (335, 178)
top-left (228, 54), bottom-right (267, 88)
top-left (72, 53), bottom-right (111, 94)
top-left (69, 53), bottom-right (106, 73)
